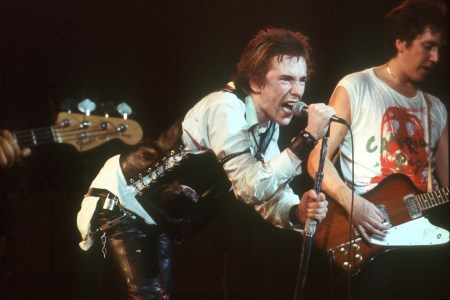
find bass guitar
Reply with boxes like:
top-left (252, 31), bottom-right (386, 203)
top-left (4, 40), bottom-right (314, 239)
top-left (12, 112), bottom-right (143, 152)
top-left (314, 173), bottom-right (449, 276)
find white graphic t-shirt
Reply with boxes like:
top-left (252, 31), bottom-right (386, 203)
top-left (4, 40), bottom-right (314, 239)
top-left (337, 68), bottom-right (447, 194)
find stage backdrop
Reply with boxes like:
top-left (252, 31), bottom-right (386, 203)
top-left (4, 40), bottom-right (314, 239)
top-left (0, 1), bottom-right (447, 299)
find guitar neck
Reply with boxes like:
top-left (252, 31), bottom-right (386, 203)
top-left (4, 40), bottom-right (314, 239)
top-left (13, 126), bottom-right (58, 148)
top-left (414, 187), bottom-right (449, 213)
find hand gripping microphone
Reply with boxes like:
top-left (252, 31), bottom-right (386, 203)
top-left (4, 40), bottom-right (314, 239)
top-left (290, 101), bottom-right (347, 124)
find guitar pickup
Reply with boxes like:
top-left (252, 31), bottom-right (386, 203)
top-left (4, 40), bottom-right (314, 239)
top-left (404, 193), bottom-right (423, 218)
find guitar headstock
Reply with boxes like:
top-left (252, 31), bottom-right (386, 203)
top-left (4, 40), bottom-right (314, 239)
top-left (54, 112), bottom-right (143, 152)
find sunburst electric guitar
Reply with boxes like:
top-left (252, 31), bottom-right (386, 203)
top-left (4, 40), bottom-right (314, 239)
top-left (12, 112), bottom-right (143, 152)
top-left (314, 173), bottom-right (449, 276)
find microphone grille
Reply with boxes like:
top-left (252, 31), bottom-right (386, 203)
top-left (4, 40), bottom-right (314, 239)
top-left (293, 101), bottom-right (308, 116)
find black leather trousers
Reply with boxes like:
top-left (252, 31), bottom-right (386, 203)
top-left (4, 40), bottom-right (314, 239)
top-left (103, 218), bottom-right (173, 300)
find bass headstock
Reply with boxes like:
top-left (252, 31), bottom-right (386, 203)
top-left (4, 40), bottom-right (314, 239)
top-left (53, 100), bottom-right (143, 152)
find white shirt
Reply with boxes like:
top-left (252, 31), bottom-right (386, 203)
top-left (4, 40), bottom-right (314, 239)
top-left (77, 90), bottom-right (304, 250)
top-left (182, 91), bottom-right (303, 227)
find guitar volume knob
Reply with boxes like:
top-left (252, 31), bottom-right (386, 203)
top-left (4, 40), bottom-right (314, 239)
top-left (352, 243), bottom-right (360, 251)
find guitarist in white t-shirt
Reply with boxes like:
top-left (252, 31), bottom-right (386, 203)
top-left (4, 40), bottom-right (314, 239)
top-left (307, 0), bottom-right (448, 299)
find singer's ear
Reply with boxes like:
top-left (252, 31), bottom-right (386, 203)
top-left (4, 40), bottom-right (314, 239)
top-left (249, 80), bottom-right (261, 94)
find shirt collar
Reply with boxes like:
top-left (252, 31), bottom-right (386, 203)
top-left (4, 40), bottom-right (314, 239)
top-left (244, 95), bottom-right (271, 134)
top-left (244, 95), bottom-right (260, 128)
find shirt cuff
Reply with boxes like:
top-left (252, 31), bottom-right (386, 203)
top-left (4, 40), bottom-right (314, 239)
top-left (288, 204), bottom-right (305, 231)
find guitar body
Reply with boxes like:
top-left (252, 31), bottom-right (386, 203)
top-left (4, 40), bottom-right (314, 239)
top-left (314, 174), bottom-right (449, 275)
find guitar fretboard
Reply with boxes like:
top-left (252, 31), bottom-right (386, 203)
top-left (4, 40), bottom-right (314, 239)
top-left (14, 127), bottom-right (56, 148)
top-left (415, 187), bottom-right (449, 211)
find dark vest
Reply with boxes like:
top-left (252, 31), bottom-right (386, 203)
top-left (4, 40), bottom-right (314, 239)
top-left (119, 120), bottom-right (231, 241)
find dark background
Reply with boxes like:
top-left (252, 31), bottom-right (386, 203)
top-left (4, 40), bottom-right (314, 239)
top-left (0, 0), bottom-right (448, 299)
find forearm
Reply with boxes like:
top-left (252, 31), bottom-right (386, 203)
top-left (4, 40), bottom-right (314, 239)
top-left (307, 147), bottom-right (354, 212)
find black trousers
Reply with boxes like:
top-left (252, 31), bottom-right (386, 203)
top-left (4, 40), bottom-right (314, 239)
top-left (100, 218), bottom-right (173, 300)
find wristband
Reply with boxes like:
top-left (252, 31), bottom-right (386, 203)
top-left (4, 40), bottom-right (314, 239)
top-left (288, 130), bottom-right (318, 161)
top-left (288, 204), bottom-right (305, 230)
top-left (289, 204), bottom-right (300, 225)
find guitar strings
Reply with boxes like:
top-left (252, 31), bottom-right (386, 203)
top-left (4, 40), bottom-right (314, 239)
top-left (372, 187), bottom-right (449, 225)
top-left (374, 187), bottom-right (449, 222)
top-left (382, 202), bottom-right (410, 220)
top-left (14, 126), bottom-right (122, 148)
top-left (14, 128), bottom-right (56, 147)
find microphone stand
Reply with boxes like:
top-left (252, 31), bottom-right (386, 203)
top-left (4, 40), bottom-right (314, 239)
top-left (293, 126), bottom-right (330, 300)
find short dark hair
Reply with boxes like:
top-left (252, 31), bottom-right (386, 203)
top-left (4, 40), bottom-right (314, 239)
top-left (384, 0), bottom-right (447, 59)
top-left (234, 28), bottom-right (313, 95)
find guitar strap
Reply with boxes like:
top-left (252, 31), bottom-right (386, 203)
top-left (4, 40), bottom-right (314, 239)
top-left (423, 91), bottom-right (433, 193)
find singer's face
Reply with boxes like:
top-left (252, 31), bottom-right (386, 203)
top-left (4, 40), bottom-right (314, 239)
top-left (251, 55), bottom-right (307, 126)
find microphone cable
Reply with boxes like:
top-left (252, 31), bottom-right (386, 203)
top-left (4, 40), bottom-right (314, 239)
top-left (345, 123), bottom-right (355, 300)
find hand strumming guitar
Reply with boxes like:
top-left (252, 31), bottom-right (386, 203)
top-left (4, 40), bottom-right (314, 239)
top-left (342, 193), bottom-right (389, 243)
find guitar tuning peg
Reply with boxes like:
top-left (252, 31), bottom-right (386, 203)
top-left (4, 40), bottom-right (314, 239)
top-left (117, 102), bottom-right (132, 120)
top-left (60, 98), bottom-right (77, 113)
top-left (100, 102), bottom-right (116, 118)
top-left (78, 98), bottom-right (96, 116)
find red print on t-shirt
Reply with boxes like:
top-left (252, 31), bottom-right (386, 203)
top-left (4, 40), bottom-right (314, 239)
top-left (370, 106), bottom-right (428, 190)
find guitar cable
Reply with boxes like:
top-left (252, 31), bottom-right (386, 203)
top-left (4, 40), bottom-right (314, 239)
top-left (327, 123), bottom-right (355, 300)
top-left (346, 124), bottom-right (355, 300)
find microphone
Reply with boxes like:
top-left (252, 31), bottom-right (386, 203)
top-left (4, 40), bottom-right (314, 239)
top-left (290, 101), bottom-right (347, 124)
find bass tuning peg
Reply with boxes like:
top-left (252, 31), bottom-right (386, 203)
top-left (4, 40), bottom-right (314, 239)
top-left (117, 102), bottom-right (132, 119)
top-left (100, 101), bottom-right (116, 118)
top-left (60, 98), bottom-right (77, 113)
top-left (78, 99), bottom-right (96, 116)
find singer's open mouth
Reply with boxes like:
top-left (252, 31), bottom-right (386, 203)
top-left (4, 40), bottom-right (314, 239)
top-left (282, 101), bottom-right (297, 111)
